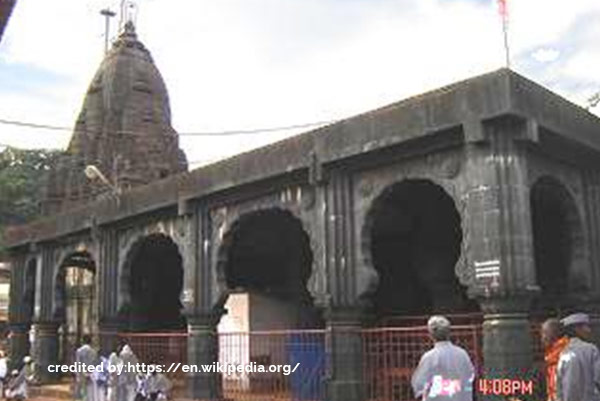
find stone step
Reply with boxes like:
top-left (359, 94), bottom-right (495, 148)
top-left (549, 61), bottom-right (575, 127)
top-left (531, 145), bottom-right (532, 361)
top-left (28, 382), bottom-right (198, 401)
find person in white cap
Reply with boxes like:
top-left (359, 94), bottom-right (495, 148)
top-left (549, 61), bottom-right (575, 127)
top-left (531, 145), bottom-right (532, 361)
top-left (556, 312), bottom-right (600, 401)
top-left (21, 356), bottom-right (35, 384)
top-left (411, 315), bottom-right (475, 401)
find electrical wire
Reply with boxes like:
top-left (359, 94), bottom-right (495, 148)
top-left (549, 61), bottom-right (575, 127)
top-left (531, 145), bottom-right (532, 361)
top-left (0, 143), bottom-right (244, 167)
top-left (0, 115), bottom-right (339, 165)
top-left (0, 117), bottom-right (335, 137)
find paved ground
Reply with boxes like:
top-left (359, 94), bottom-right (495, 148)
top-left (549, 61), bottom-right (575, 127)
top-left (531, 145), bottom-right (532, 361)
top-left (30, 398), bottom-right (61, 401)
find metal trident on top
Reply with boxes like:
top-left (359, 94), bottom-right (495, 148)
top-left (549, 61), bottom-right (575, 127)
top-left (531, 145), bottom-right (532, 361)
top-left (119, 0), bottom-right (138, 32)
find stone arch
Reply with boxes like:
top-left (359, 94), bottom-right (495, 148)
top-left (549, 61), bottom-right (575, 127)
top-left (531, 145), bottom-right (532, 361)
top-left (354, 163), bottom-right (473, 306)
top-left (117, 221), bottom-right (188, 311)
top-left (530, 176), bottom-right (587, 313)
top-left (360, 179), bottom-right (478, 321)
top-left (119, 233), bottom-right (186, 331)
top-left (215, 207), bottom-right (320, 329)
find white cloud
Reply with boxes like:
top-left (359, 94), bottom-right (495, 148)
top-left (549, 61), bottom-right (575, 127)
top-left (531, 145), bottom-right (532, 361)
top-left (531, 48), bottom-right (560, 63)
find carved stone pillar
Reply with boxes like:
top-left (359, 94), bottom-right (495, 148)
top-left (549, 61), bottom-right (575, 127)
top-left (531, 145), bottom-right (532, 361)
top-left (462, 118), bottom-right (539, 399)
top-left (187, 312), bottom-right (222, 401)
top-left (98, 228), bottom-right (119, 327)
top-left (325, 307), bottom-right (364, 401)
top-left (7, 254), bottom-right (29, 369)
top-left (590, 312), bottom-right (600, 347)
top-left (35, 321), bottom-right (60, 383)
top-left (582, 170), bottom-right (600, 346)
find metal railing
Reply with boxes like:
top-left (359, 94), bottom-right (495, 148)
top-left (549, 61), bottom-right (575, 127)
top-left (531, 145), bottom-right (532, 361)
top-left (219, 330), bottom-right (326, 401)
top-left (53, 316), bottom-right (550, 401)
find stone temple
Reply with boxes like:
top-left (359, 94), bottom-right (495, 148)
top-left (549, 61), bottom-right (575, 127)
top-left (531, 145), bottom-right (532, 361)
top-left (5, 20), bottom-right (600, 401)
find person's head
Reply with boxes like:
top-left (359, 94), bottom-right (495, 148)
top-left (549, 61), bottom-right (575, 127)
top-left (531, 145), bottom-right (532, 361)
top-left (118, 339), bottom-right (128, 353)
top-left (120, 344), bottom-right (132, 356)
top-left (23, 356), bottom-right (32, 365)
top-left (82, 334), bottom-right (92, 345)
top-left (561, 313), bottom-right (593, 341)
top-left (11, 369), bottom-right (18, 377)
top-left (541, 318), bottom-right (563, 347)
top-left (427, 315), bottom-right (451, 342)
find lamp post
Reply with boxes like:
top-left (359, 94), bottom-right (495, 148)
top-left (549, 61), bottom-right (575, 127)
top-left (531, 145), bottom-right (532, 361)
top-left (84, 165), bottom-right (121, 203)
top-left (100, 8), bottom-right (116, 54)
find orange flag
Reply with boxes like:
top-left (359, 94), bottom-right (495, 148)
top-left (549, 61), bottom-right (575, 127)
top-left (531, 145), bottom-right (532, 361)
top-left (498, 0), bottom-right (508, 20)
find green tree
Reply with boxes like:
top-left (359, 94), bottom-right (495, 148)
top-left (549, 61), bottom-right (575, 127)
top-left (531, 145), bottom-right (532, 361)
top-left (0, 147), bottom-right (63, 252)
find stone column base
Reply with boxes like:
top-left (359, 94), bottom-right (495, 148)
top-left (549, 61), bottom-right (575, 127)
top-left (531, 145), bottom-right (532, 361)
top-left (325, 307), bottom-right (364, 401)
top-left (187, 312), bottom-right (223, 401)
top-left (35, 321), bottom-right (60, 383)
top-left (479, 298), bottom-right (537, 401)
top-left (8, 323), bottom-right (30, 370)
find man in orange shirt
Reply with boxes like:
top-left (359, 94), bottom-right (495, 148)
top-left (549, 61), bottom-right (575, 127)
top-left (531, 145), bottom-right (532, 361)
top-left (542, 318), bottom-right (569, 401)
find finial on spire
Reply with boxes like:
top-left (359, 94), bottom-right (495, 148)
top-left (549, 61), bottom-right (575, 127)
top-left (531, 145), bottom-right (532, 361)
top-left (124, 20), bottom-right (136, 36)
top-left (119, 0), bottom-right (138, 33)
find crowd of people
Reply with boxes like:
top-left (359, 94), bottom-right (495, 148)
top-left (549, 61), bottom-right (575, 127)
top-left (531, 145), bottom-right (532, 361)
top-left (73, 335), bottom-right (172, 401)
top-left (0, 354), bottom-right (36, 400)
top-left (411, 312), bottom-right (600, 401)
top-left (0, 335), bottom-right (172, 401)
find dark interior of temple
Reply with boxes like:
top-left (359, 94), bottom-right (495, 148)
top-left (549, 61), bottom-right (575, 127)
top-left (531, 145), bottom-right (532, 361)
top-left (222, 208), bottom-right (320, 328)
top-left (368, 180), bottom-right (478, 321)
top-left (127, 234), bottom-right (185, 331)
top-left (530, 178), bottom-right (574, 313)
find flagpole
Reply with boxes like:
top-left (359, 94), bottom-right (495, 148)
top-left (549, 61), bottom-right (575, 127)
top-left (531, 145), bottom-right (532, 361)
top-left (498, 0), bottom-right (510, 69)
top-left (502, 15), bottom-right (510, 69)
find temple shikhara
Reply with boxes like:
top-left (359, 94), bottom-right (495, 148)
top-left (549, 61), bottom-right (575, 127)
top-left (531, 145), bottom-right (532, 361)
top-left (43, 21), bottom-right (187, 216)
top-left (5, 17), bottom-right (600, 401)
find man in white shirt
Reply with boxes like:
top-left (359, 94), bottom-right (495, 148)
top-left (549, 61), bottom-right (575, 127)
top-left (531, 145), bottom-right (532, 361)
top-left (75, 335), bottom-right (98, 401)
top-left (411, 315), bottom-right (475, 401)
top-left (0, 350), bottom-right (8, 396)
top-left (119, 344), bottom-right (139, 401)
top-left (556, 313), bottom-right (600, 401)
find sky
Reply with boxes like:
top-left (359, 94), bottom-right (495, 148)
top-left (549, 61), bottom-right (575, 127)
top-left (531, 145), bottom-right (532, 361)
top-left (1, 0), bottom-right (600, 168)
